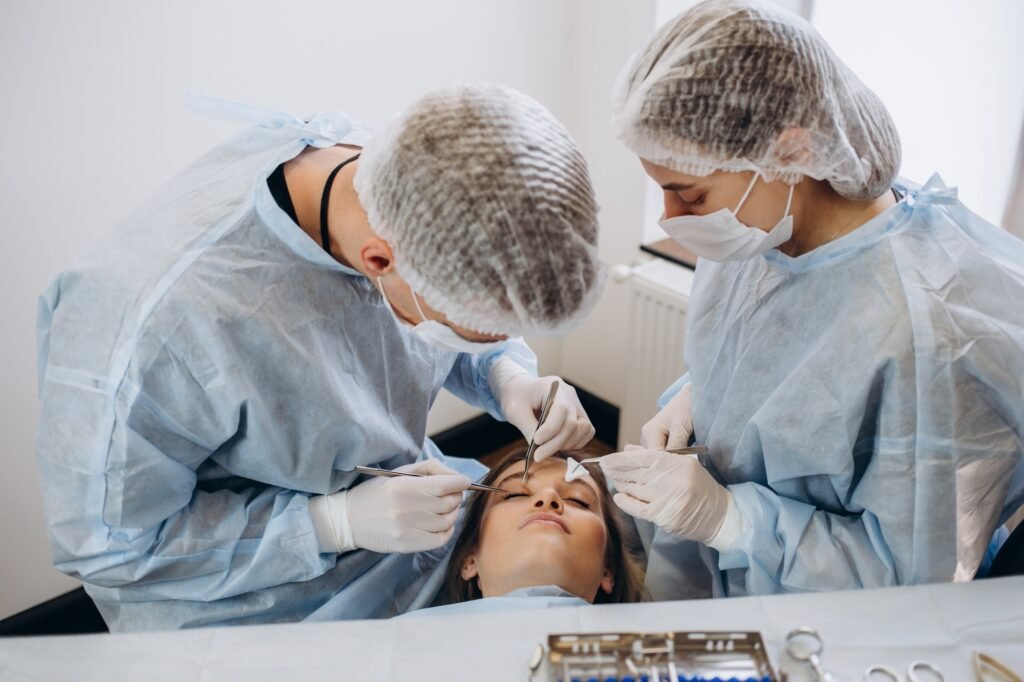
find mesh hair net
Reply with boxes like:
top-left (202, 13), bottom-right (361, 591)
top-left (354, 84), bottom-right (604, 336)
top-left (612, 0), bottom-right (901, 200)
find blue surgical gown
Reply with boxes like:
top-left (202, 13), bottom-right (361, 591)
top-left (34, 108), bottom-right (537, 631)
top-left (647, 176), bottom-right (1024, 598)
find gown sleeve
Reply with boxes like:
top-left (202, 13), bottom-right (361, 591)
top-left (37, 324), bottom-right (336, 600)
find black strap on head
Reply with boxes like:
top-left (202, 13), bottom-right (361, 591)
top-left (319, 153), bottom-right (361, 256)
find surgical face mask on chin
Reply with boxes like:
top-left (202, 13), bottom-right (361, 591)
top-left (659, 173), bottom-right (795, 262)
top-left (376, 277), bottom-right (504, 354)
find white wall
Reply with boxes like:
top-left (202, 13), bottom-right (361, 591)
top-left (0, 0), bottom-right (581, 621)
top-left (553, 0), bottom-right (658, 408)
top-left (812, 0), bottom-right (1024, 227)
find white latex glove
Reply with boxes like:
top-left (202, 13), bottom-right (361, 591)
top-left (309, 459), bottom-right (470, 554)
top-left (489, 358), bottom-right (595, 461)
top-left (641, 382), bottom-right (693, 450)
top-left (599, 448), bottom-right (732, 544)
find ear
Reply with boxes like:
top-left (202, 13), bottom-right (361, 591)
top-left (599, 567), bottom-right (615, 595)
top-left (460, 551), bottom-right (480, 581)
top-left (773, 127), bottom-right (813, 166)
top-left (359, 237), bottom-right (395, 277)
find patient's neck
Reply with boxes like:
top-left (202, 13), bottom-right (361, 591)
top-left (480, 568), bottom-right (594, 603)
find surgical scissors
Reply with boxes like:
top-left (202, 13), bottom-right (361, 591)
top-left (785, 627), bottom-right (830, 681)
top-left (863, 662), bottom-right (945, 681)
top-left (521, 380), bottom-right (560, 482)
top-left (784, 627), bottom-right (946, 682)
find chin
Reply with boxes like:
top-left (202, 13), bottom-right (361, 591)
top-left (516, 532), bottom-right (576, 559)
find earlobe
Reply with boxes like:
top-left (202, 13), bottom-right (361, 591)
top-left (600, 568), bottom-right (614, 595)
top-left (461, 554), bottom-right (479, 581)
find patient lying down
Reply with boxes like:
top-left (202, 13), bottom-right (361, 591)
top-left (434, 451), bottom-right (646, 612)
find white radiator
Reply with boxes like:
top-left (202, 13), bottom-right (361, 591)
top-left (616, 259), bottom-right (695, 449)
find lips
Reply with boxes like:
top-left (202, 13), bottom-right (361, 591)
top-left (520, 512), bottom-right (569, 533)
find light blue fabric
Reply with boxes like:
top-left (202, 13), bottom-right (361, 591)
top-left (34, 103), bottom-right (537, 632)
top-left (647, 175), bottom-right (1024, 598)
top-left (397, 585), bottom-right (587, 619)
top-left (657, 372), bottom-right (689, 410)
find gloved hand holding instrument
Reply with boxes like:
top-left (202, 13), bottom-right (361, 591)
top-left (599, 446), bottom-right (739, 546)
top-left (490, 358), bottom-right (595, 467)
top-left (310, 459), bottom-right (472, 554)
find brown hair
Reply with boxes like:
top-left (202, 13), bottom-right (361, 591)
top-left (446, 450), bottom-right (647, 604)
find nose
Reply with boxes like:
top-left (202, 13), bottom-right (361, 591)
top-left (662, 191), bottom-right (691, 219)
top-left (532, 489), bottom-right (563, 513)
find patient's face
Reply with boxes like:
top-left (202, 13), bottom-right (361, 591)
top-left (460, 458), bottom-right (613, 602)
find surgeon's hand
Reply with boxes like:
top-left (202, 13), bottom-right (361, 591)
top-left (599, 448), bottom-right (731, 544)
top-left (490, 359), bottom-right (595, 461)
top-left (641, 383), bottom-right (693, 450)
top-left (310, 460), bottom-right (470, 554)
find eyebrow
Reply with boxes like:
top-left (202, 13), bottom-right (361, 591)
top-left (661, 182), bottom-right (696, 191)
top-left (495, 472), bottom-right (528, 489)
top-left (494, 470), bottom-right (600, 497)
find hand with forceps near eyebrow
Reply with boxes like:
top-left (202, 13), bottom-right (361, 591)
top-left (785, 627), bottom-right (945, 682)
top-left (520, 381), bottom-right (560, 482)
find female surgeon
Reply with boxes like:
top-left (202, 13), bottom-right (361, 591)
top-left (35, 84), bottom-right (603, 631)
top-left (599, 0), bottom-right (1024, 598)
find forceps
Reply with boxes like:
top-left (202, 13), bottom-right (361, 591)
top-left (353, 465), bottom-right (505, 493)
top-left (521, 380), bottom-right (560, 482)
top-left (784, 627), bottom-right (946, 682)
top-left (566, 445), bottom-right (710, 478)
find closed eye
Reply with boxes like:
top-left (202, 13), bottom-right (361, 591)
top-left (502, 491), bottom-right (529, 501)
top-left (568, 497), bottom-right (591, 510)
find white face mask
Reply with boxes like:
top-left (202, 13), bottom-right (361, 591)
top-left (376, 277), bottom-right (504, 354)
top-left (658, 173), bottom-right (794, 262)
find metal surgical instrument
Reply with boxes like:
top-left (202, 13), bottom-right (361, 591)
top-left (864, 661), bottom-right (946, 681)
top-left (785, 627), bottom-right (830, 681)
top-left (521, 380), bottom-right (560, 482)
top-left (353, 465), bottom-right (505, 493)
top-left (566, 445), bottom-right (710, 478)
top-left (785, 627), bottom-right (946, 682)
